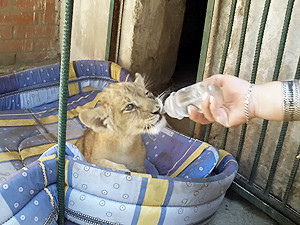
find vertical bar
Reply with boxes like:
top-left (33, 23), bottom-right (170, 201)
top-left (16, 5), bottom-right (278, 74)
top-left (271, 0), bottom-right (295, 82)
top-left (203, 0), bottom-right (238, 145)
top-left (232, 0), bottom-right (299, 222)
top-left (247, 0), bottom-right (272, 185)
top-left (234, 0), bottom-right (251, 162)
top-left (190, 0), bottom-right (215, 138)
top-left (250, 0), bottom-right (271, 82)
top-left (107, 0), bottom-right (124, 63)
top-left (283, 144), bottom-right (300, 204)
top-left (234, 0), bottom-right (251, 77)
top-left (294, 56), bottom-right (300, 80)
top-left (248, 120), bottom-right (268, 185)
top-left (264, 122), bottom-right (289, 194)
top-left (196, 0), bottom-right (216, 83)
top-left (188, 120), bottom-right (196, 138)
top-left (220, 129), bottom-right (229, 149)
top-left (252, 0), bottom-right (295, 189)
top-left (281, 56), bottom-right (300, 203)
top-left (219, 0), bottom-right (238, 149)
top-left (58, 0), bottom-right (74, 224)
top-left (218, 0), bottom-right (237, 74)
top-left (235, 125), bottom-right (247, 163)
top-left (203, 125), bottom-right (212, 143)
top-left (105, 0), bottom-right (115, 61)
top-left (114, 0), bottom-right (125, 63)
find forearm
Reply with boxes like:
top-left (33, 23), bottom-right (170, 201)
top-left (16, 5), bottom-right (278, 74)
top-left (251, 80), bottom-right (300, 121)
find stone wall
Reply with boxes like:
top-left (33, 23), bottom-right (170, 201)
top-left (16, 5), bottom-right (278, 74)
top-left (118, 0), bottom-right (186, 93)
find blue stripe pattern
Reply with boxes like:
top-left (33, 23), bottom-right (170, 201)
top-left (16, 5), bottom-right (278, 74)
top-left (131, 177), bottom-right (148, 224)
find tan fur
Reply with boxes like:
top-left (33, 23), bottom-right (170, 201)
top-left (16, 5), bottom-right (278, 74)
top-left (76, 74), bottom-right (167, 173)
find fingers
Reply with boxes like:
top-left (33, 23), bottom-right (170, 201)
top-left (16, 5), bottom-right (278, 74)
top-left (201, 95), bottom-right (215, 122)
top-left (188, 95), bottom-right (215, 124)
top-left (188, 74), bottom-right (251, 127)
top-left (209, 95), bottom-right (230, 127)
top-left (188, 105), bottom-right (211, 124)
top-left (188, 94), bottom-right (231, 127)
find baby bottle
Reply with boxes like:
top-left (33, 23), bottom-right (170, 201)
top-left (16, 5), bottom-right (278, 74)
top-left (163, 81), bottom-right (223, 119)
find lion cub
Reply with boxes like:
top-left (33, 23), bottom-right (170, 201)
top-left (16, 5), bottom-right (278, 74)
top-left (76, 74), bottom-right (166, 173)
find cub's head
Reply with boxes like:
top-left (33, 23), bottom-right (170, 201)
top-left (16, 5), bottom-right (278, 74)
top-left (79, 73), bottom-right (167, 135)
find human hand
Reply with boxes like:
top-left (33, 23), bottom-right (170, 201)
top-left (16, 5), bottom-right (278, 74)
top-left (188, 75), bottom-right (254, 127)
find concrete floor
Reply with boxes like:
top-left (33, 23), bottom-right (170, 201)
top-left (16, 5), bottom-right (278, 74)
top-left (209, 189), bottom-right (278, 225)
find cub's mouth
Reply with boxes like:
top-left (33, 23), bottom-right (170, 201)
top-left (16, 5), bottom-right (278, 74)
top-left (147, 114), bottom-right (167, 135)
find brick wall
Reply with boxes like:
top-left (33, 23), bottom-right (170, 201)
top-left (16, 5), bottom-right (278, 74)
top-left (0, 0), bottom-right (60, 73)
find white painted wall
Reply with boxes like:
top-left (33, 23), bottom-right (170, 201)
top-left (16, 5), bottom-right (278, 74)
top-left (60, 0), bottom-right (110, 61)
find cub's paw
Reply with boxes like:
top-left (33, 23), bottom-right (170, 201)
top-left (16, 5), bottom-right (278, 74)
top-left (98, 159), bottom-right (130, 172)
top-left (114, 164), bottom-right (130, 172)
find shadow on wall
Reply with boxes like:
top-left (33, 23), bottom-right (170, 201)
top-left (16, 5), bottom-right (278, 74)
top-left (165, 0), bottom-right (208, 136)
top-left (172, 0), bottom-right (208, 91)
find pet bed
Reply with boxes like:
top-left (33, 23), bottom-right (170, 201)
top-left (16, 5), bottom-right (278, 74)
top-left (0, 60), bottom-right (238, 225)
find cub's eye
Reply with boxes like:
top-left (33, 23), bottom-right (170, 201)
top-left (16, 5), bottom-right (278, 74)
top-left (124, 103), bottom-right (136, 112)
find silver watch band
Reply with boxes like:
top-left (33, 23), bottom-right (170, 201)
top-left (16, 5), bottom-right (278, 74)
top-left (282, 80), bottom-right (300, 121)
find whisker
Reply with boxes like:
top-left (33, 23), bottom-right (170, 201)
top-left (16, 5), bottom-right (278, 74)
top-left (144, 77), bottom-right (156, 90)
top-left (158, 88), bottom-right (172, 103)
top-left (145, 116), bottom-right (156, 123)
top-left (144, 74), bottom-right (152, 86)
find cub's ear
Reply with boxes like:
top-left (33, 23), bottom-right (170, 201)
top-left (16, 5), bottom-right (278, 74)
top-left (134, 73), bottom-right (145, 86)
top-left (79, 107), bottom-right (113, 133)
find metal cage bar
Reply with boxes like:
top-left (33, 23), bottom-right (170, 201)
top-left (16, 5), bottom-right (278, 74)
top-left (219, 0), bottom-right (238, 149)
top-left (236, 0), bottom-right (299, 223)
top-left (235, 0), bottom-right (251, 163)
top-left (202, 0), bottom-right (239, 143)
top-left (200, 0), bottom-right (238, 146)
top-left (264, 121), bottom-right (289, 194)
top-left (240, 0), bottom-right (271, 179)
top-left (235, 0), bottom-right (299, 223)
top-left (105, 0), bottom-right (115, 61)
top-left (204, 0), bottom-right (237, 143)
top-left (195, 0), bottom-right (300, 224)
top-left (57, 0), bottom-right (74, 224)
top-left (57, 0), bottom-right (116, 224)
top-left (283, 143), bottom-right (300, 205)
top-left (191, 0), bottom-right (215, 138)
top-left (246, 0), bottom-right (272, 185)
top-left (283, 57), bottom-right (300, 204)
top-left (263, 0), bottom-right (296, 194)
top-left (249, 0), bottom-right (295, 186)
top-left (196, 0), bottom-right (216, 83)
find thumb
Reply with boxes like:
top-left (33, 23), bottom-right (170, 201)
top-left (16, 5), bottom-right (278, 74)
top-left (209, 96), bottom-right (230, 127)
top-left (215, 108), bottom-right (230, 127)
